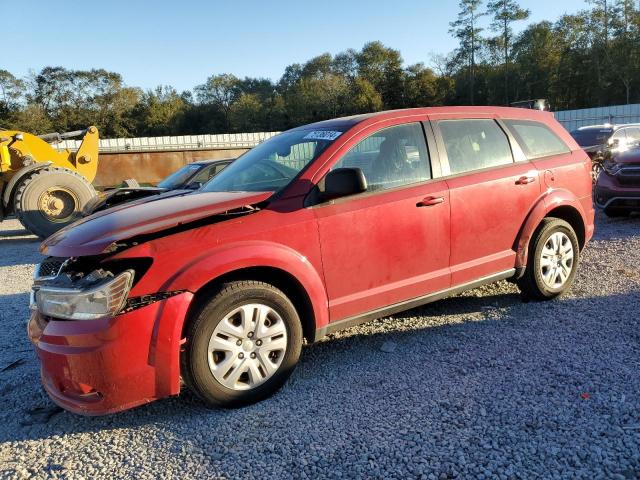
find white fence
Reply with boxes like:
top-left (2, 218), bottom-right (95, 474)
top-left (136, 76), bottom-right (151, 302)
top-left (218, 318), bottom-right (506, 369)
top-left (55, 104), bottom-right (640, 152)
top-left (554, 104), bottom-right (640, 132)
top-left (58, 131), bottom-right (280, 153)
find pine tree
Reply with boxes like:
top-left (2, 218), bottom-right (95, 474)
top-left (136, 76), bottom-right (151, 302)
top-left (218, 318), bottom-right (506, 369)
top-left (486, 0), bottom-right (530, 104)
top-left (449, 0), bottom-right (485, 105)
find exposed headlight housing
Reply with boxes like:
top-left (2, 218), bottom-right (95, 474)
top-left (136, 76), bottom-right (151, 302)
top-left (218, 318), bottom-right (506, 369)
top-left (33, 270), bottom-right (134, 321)
top-left (603, 160), bottom-right (622, 175)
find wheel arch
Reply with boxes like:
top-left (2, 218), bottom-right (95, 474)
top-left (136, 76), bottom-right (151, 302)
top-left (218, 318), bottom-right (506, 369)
top-left (515, 189), bottom-right (588, 268)
top-left (182, 265), bottom-right (318, 344)
top-left (545, 205), bottom-right (586, 249)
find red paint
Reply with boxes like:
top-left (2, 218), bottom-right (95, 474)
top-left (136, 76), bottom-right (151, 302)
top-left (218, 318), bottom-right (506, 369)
top-left (31, 107), bottom-right (594, 414)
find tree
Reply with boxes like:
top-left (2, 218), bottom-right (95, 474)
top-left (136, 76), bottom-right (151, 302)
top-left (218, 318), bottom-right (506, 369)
top-left (511, 22), bottom-right (561, 104)
top-left (0, 70), bottom-right (25, 117)
top-left (195, 74), bottom-right (241, 129)
top-left (609, 0), bottom-right (639, 103)
top-left (356, 41), bottom-right (405, 108)
top-left (229, 93), bottom-right (265, 132)
top-left (449, 0), bottom-right (486, 104)
top-left (133, 86), bottom-right (188, 136)
top-left (486, 0), bottom-right (530, 104)
top-left (404, 64), bottom-right (440, 106)
top-left (349, 77), bottom-right (383, 113)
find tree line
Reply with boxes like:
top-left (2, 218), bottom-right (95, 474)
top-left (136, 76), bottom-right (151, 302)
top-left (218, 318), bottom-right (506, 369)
top-left (0, 0), bottom-right (638, 137)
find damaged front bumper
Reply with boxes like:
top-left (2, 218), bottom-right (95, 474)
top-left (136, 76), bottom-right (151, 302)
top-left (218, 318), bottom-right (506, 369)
top-left (28, 258), bottom-right (193, 415)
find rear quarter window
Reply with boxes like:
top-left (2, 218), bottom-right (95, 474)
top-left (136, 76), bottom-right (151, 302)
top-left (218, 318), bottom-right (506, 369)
top-left (505, 120), bottom-right (571, 159)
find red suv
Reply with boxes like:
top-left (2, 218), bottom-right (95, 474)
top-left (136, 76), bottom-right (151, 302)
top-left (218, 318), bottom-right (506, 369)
top-left (595, 146), bottom-right (640, 217)
top-left (29, 107), bottom-right (594, 415)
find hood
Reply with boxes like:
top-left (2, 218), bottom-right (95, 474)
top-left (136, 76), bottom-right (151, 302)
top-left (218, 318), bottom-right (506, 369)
top-left (42, 190), bottom-right (273, 257)
top-left (613, 148), bottom-right (640, 165)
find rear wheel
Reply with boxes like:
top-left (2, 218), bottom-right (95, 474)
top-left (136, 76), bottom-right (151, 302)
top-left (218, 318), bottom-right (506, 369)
top-left (517, 218), bottom-right (580, 300)
top-left (182, 280), bottom-right (302, 408)
top-left (13, 167), bottom-right (96, 238)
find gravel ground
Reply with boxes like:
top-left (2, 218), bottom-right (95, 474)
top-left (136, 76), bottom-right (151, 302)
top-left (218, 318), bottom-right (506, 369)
top-left (0, 212), bottom-right (639, 479)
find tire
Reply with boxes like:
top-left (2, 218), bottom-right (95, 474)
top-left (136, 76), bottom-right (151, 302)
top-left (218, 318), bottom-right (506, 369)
top-left (517, 218), bottom-right (580, 301)
top-left (182, 280), bottom-right (303, 408)
top-left (14, 167), bottom-right (96, 238)
top-left (604, 207), bottom-right (631, 218)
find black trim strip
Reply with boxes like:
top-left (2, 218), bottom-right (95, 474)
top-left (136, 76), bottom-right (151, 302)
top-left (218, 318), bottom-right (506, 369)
top-left (313, 269), bottom-right (516, 342)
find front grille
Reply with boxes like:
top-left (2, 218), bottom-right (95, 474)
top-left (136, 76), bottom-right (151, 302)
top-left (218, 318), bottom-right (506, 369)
top-left (35, 257), bottom-right (68, 279)
top-left (616, 166), bottom-right (640, 186)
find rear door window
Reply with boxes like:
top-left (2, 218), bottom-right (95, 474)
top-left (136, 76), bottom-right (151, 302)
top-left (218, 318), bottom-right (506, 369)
top-left (504, 119), bottom-right (571, 159)
top-left (438, 119), bottom-right (513, 175)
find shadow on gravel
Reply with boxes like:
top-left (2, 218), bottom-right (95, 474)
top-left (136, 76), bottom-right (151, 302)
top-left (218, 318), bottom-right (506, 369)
top-left (4, 288), bottom-right (638, 446)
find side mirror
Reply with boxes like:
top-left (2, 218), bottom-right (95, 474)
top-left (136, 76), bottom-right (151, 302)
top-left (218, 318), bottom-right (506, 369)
top-left (322, 168), bottom-right (367, 201)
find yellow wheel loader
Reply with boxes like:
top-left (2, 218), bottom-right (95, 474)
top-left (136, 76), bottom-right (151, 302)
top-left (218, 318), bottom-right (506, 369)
top-left (0, 127), bottom-right (99, 238)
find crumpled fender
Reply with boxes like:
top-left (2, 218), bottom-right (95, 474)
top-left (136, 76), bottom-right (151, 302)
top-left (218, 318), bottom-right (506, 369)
top-left (514, 188), bottom-right (590, 268)
top-left (113, 240), bottom-right (328, 396)
top-left (115, 239), bottom-right (329, 331)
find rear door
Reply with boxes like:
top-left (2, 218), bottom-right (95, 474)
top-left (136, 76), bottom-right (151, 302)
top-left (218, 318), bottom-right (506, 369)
top-left (312, 120), bottom-right (451, 322)
top-left (431, 115), bottom-right (541, 285)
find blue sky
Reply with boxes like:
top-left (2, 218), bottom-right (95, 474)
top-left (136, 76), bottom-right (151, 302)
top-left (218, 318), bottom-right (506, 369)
top-left (6, 0), bottom-right (587, 92)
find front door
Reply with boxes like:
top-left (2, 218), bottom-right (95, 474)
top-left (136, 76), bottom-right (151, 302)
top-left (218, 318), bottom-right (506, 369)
top-left (313, 122), bottom-right (451, 322)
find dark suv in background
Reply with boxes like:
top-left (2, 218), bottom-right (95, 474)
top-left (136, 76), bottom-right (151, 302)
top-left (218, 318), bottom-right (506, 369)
top-left (595, 145), bottom-right (640, 217)
top-left (571, 124), bottom-right (640, 180)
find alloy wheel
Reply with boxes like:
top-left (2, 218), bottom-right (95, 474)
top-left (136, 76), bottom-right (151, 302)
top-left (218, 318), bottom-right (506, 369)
top-left (539, 231), bottom-right (575, 289)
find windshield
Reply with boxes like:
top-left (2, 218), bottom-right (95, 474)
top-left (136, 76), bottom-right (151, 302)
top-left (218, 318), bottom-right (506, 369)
top-left (157, 164), bottom-right (201, 189)
top-left (570, 128), bottom-right (612, 147)
top-left (203, 129), bottom-right (343, 193)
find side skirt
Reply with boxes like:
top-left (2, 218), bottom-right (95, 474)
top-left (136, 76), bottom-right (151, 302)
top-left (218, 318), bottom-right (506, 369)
top-left (313, 269), bottom-right (516, 342)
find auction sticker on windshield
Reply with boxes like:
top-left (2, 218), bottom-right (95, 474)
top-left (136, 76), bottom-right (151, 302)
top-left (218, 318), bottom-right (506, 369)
top-left (303, 131), bottom-right (343, 141)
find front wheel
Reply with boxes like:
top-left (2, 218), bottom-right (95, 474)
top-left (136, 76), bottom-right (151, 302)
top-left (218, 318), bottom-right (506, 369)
top-left (182, 280), bottom-right (302, 408)
top-left (517, 218), bottom-right (580, 300)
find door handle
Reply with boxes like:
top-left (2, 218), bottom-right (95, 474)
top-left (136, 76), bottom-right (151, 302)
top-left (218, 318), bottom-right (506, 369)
top-left (417, 196), bottom-right (445, 207)
top-left (515, 176), bottom-right (536, 185)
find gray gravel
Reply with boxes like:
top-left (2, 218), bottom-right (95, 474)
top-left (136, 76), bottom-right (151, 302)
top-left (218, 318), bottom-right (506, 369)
top-left (1, 212), bottom-right (639, 479)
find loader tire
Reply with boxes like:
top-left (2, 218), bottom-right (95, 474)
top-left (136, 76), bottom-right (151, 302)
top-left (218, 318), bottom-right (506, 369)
top-left (14, 167), bottom-right (96, 238)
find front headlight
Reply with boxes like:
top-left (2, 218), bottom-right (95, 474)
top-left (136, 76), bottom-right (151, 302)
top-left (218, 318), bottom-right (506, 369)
top-left (603, 160), bottom-right (622, 175)
top-left (34, 270), bottom-right (134, 320)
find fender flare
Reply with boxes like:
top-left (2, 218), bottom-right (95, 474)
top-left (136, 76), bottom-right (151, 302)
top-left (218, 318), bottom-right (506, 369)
top-left (514, 188), bottom-right (588, 268)
top-left (2, 161), bottom-right (52, 208)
